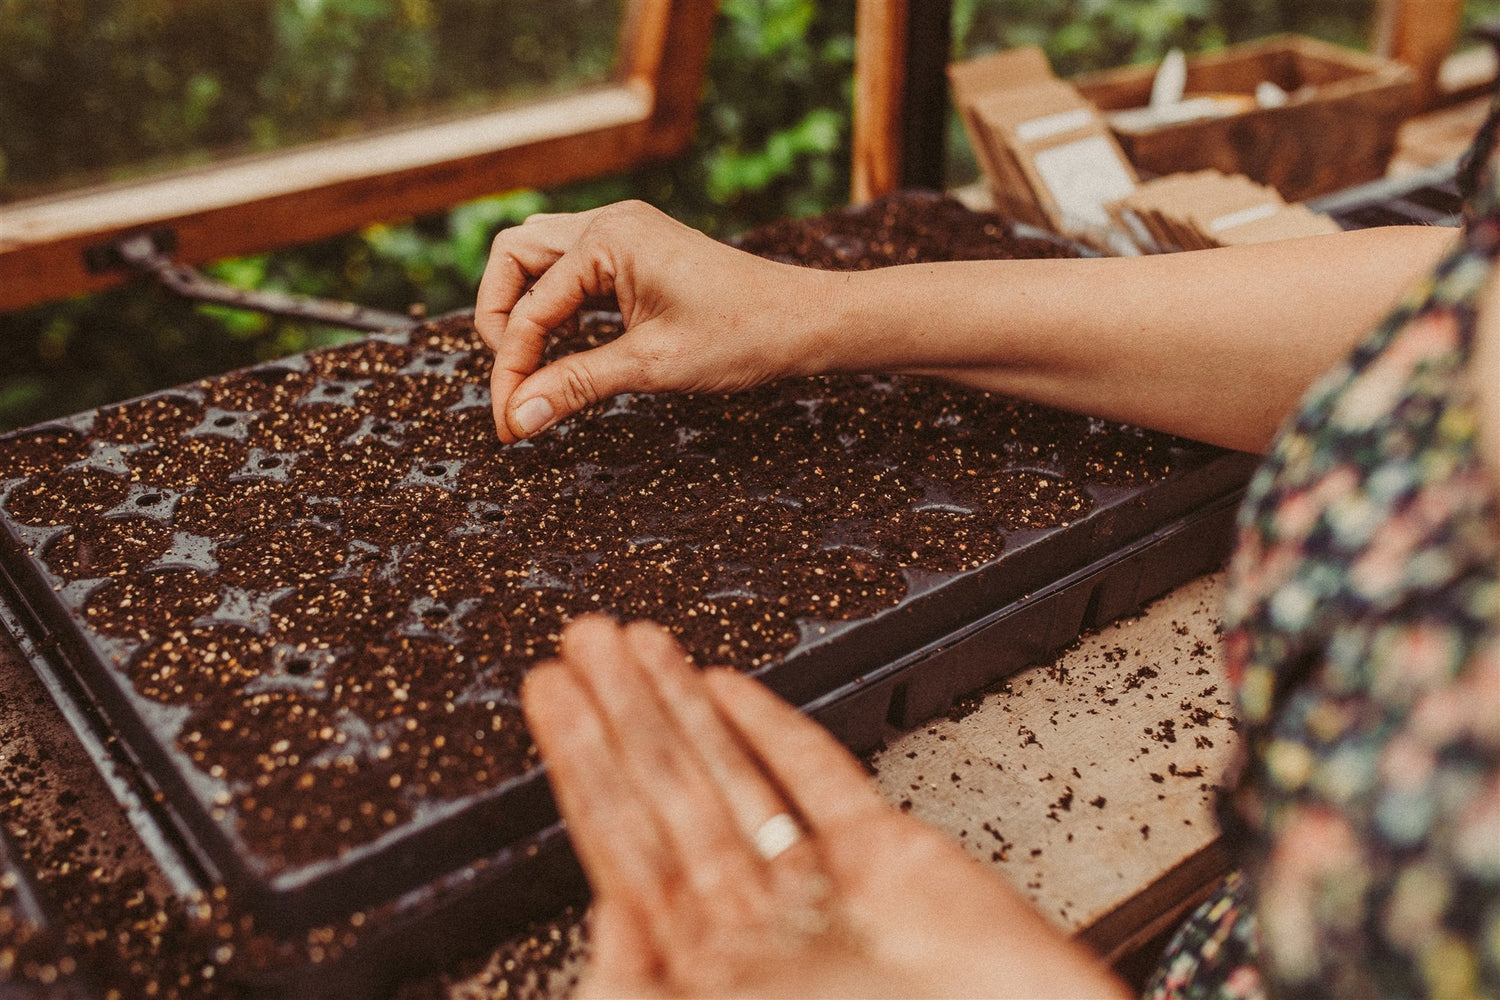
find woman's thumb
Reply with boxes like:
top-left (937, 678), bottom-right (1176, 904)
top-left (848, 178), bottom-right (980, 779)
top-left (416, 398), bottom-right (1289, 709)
top-left (504, 341), bottom-right (638, 440)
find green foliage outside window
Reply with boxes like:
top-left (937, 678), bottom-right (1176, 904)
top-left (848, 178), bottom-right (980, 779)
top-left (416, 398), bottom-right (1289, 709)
top-left (0, 0), bottom-right (620, 201)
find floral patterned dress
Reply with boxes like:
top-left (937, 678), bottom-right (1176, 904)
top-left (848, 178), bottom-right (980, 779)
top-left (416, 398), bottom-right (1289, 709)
top-left (1145, 120), bottom-right (1500, 998)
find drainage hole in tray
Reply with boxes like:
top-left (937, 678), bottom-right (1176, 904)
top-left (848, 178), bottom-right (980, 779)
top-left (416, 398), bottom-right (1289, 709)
top-left (258, 457), bottom-right (282, 470)
top-left (136, 493), bottom-right (164, 507)
top-left (421, 606), bottom-right (452, 624)
top-left (423, 464), bottom-right (448, 477)
top-left (213, 416), bottom-right (236, 428)
top-left (482, 511), bottom-right (506, 524)
top-left (285, 658), bottom-right (314, 677)
top-left (371, 422), bottom-right (394, 434)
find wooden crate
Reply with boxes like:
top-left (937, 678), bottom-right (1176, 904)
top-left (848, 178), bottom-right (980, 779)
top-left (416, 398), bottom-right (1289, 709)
top-left (1073, 35), bottom-right (1415, 201)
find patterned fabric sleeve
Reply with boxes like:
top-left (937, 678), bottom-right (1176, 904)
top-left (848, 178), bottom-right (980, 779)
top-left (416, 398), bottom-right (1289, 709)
top-left (1148, 96), bottom-right (1500, 1000)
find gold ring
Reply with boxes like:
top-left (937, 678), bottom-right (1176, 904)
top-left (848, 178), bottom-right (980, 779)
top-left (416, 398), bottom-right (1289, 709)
top-left (752, 812), bottom-right (801, 861)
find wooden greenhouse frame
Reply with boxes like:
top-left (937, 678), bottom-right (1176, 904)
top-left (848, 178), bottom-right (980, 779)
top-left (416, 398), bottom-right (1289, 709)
top-left (0, 0), bottom-right (718, 313)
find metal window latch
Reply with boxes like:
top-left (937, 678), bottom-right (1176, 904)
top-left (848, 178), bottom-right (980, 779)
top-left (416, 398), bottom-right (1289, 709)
top-left (90, 230), bottom-right (421, 333)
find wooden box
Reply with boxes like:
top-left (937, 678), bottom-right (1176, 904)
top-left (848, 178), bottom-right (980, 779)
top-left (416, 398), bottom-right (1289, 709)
top-left (1073, 35), bottom-right (1415, 201)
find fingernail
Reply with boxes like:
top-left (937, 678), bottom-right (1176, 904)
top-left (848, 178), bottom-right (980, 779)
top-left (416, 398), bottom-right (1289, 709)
top-left (514, 396), bottom-right (555, 436)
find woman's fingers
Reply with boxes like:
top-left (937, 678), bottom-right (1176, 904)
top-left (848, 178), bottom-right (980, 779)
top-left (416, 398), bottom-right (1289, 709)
top-left (618, 622), bottom-right (810, 856)
top-left (528, 614), bottom-right (841, 966)
top-left (548, 617), bottom-right (770, 903)
top-left (703, 668), bottom-right (890, 835)
top-left (1476, 270), bottom-right (1500, 485)
top-left (474, 210), bottom-right (594, 349)
top-left (573, 898), bottom-right (663, 1000)
top-left (476, 211), bottom-right (617, 441)
top-left (476, 202), bottom-right (678, 441)
top-left (520, 659), bottom-right (674, 903)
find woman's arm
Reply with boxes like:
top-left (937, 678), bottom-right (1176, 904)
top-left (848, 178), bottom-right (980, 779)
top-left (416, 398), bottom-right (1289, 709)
top-left (828, 225), bottom-right (1454, 452)
top-left (476, 202), bottom-right (1454, 452)
top-left (1477, 269), bottom-right (1500, 488)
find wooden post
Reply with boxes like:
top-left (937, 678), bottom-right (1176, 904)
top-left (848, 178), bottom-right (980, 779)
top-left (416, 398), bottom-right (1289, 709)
top-left (900, 1), bottom-right (952, 193)
top-left (622, 0), bottom-right (720, 158)
top-left (852, 0), bottom-right (952, 202)
top-left (852, 0), bottom-right (907, 203)
top-left (1374, 0), bottom-right (1465, 111)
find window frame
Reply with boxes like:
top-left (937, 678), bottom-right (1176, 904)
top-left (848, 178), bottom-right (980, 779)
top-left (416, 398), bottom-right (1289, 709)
top-left (0, 0), bottom-right (717, 314)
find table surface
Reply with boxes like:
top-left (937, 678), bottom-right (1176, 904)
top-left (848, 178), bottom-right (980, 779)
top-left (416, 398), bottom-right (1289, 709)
top-left (870, 571), bottom-right (1236, 960)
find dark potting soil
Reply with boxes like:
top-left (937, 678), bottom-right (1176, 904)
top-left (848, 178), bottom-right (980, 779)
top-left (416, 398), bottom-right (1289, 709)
top-left (0, 193), bottom-right (1186, 995)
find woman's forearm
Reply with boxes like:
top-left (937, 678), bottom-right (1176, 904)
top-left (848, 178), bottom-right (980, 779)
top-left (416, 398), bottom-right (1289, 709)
top-left (478, 203), bottom-right (1456, 447)
top-left (814, 225), bottom-right (1457, 452)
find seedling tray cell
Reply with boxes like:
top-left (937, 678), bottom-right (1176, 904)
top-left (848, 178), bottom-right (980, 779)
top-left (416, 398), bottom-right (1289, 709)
top-left (0, 193), bottom-right (1254, 985)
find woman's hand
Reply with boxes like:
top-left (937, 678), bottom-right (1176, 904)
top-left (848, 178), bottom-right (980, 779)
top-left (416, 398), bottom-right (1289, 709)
top-left (474, 202), bottom-right (837, 442)
top-left (521, 616), bottom-right (1129, 999)
top-left (477, 203), bottom-right (1458, 452)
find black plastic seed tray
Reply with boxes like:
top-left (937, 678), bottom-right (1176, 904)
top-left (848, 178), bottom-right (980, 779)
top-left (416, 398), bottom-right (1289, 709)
top-left (0, 193), bottom-right (1256, 991)
top-left (805, 485), bottom-right (1246, 752)
top-left (1309, 160), bottom-right (1462, 229)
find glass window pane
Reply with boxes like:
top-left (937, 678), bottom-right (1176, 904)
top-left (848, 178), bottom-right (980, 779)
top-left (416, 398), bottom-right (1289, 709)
top-left (0, 0), bottom-right (624, 202)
